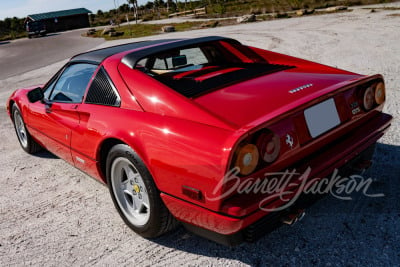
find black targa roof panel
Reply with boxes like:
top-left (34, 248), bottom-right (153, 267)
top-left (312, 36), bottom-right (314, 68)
top-left (121, 36), bottom-right (241, 68)
top-left (70, 36), bottom-right (238, 65)
top-left (71, 39), bottom-right (180, 64)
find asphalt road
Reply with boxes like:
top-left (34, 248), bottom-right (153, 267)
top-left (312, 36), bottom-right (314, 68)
top-left (0, 29), bottom-right (104, 80)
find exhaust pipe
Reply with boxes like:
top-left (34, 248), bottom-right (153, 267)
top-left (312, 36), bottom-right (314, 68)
top-left (281, 209), bottom-right (306, 226)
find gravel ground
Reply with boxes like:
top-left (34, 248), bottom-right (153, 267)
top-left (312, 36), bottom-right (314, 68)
top-left (0, 3), bottom-right (399, 266)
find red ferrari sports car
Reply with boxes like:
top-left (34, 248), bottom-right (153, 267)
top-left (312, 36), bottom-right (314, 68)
top-left (7, 36), bottom-right (392, 245)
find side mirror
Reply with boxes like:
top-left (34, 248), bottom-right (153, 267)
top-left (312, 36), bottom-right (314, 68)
top-left (27, 87), bottom-right (44, 103)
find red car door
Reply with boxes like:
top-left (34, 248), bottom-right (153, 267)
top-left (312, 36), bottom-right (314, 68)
top-left (68, 67), bottom-right (122, 180)
top-left (26, 63), bottom-right (98, 165)
top-left (27, 101), bottom-right (80, 164)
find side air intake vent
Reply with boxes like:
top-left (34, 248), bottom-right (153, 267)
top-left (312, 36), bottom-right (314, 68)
top-left (85, 67), bottom-right (120, 107)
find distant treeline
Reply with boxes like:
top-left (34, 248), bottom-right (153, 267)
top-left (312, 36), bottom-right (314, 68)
top-left (0, 0), bottom-right (395, 41)
top-left (0, 17), bottom-right (27, 41)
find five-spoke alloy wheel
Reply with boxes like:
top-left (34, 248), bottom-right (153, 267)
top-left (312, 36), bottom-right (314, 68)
top-left (110, 157), bottom-right (151, 226)
top-left (106, 144), bottom-right (177, 238)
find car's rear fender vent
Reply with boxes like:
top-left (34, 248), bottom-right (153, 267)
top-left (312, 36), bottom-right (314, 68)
top-left (85, 67), bottom-right (121, 107)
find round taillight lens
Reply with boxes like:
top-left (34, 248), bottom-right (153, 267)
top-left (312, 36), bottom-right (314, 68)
top-left (257, 131), bottom-right (281, 163)
top-left (374, 82), bottom-right (385, 105)
top-left (363, 86), bottom-right (374, 110)
top-left (234, 144), bottom-right (259, 176)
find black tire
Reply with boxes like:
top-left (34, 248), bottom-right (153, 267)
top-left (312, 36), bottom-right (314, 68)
top-left (106, 144), bottom-right (178, 238)
top-left (12, 104), bottom-right (42, 154)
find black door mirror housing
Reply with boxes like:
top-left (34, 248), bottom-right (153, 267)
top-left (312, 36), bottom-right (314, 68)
top-left (27, 87), bottom-right (44, 103)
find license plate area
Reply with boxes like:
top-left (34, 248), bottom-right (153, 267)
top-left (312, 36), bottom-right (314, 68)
top-left (304, 98), bottom-right (341, 138)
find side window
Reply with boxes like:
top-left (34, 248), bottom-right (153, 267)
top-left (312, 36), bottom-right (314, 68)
top-left (43, 66), bottom-right (65, 99)
top-left (43, 76), bottom-right (58, 99)
top-left (49, 63), bottom-right (97, 103)
top-left (85, 68), bottom-right (120, 107)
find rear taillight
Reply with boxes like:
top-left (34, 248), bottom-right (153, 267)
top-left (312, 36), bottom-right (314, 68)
top-left (362, 81), bottom-right (386, 111)
top-left (374, 82), bottom-right (385, 105)
top-left (233, 144), bottom-right (259, 176)
top-left (232, 129), bottom-right (281, 176)
top-left (256, 130), bottom-right (280, 163)
top-left (363, 86), bottom-right (374, 111)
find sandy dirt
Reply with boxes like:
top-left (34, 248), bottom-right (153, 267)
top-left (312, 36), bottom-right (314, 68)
top-left (0, 3), bottom-right (399, 266)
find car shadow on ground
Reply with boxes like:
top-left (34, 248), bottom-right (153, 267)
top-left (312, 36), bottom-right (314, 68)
top-left (152, 142), bottom-right (400, 266)
top-left (34, 150), bottom-right (59, 159)
top-left (0, 41), bottom-right (10, 45)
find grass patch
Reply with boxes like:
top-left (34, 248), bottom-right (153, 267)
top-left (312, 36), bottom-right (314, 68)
top-left (89, 22), bottom-right (205, 40)
top-left (85, 7), bottom-right (354, 41)
top-left (0, 32), bottom-right (27, 42)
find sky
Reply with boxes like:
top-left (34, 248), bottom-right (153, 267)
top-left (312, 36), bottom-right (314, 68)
top-left (0, 0), bottom-right (145, 20)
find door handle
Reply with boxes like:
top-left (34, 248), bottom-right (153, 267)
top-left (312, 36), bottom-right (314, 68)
top-left (42, 99), bottom-right (52, 113)
top-left (45, 103), bottom-right (52, 113)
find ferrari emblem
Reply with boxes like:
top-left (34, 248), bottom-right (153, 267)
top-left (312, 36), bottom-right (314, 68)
top-left (286, 134), bottom-right (294, 149)
top-left (133, 184), bottom-right (140, 193)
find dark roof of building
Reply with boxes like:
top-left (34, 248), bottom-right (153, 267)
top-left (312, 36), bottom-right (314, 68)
top-left (28, 8), bottom-right (92, 21)
top-left (71, 36), bottom-right (240, 65)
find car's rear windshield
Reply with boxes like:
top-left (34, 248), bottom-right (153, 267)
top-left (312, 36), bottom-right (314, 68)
top-left (134, 41), bottom-right (292, 98)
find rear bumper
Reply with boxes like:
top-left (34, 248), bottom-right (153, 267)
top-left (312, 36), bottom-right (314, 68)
top-left (161, 112), bottom-right (392, 245)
